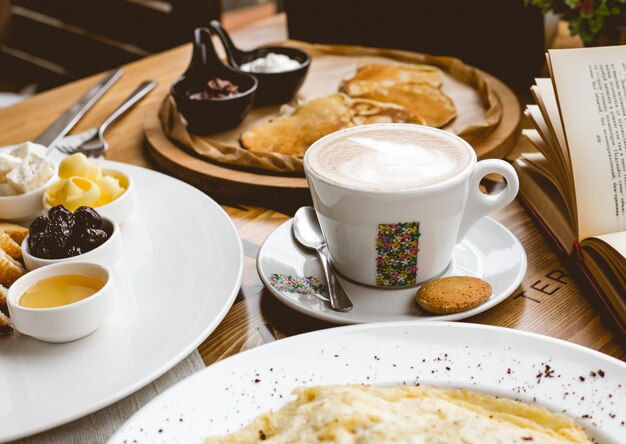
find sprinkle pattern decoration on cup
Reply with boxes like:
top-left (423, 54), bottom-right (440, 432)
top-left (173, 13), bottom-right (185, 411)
top-left (267, 273), bottom-right (328, 297)
top-left (375, 222), bottom-right (421, 286)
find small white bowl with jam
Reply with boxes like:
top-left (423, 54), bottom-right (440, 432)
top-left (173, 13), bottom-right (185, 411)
top-left (6, 262), bottom-right (115, 343)
top-left (21, 211), bottom-right (123, 271)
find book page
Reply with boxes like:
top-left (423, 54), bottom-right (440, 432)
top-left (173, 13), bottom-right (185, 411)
top-left (591, 231), bottom-right (626, 259)
top-left (521, 130), bottom-right (569, 196)
top-left (549, 47), bottom-right (626, 240)
top-left (520, 149), bottom-right (571, 210)
top-left (525, 106), bottom-right (569, 182)
top-left (532, 79), bottom-right (575, 209)
top-left (580, 237), bottom-right (626, 324)
top-left (526, 105), bottom-right (555, 146)
top-left (514, 158), bottom-right (577, 249)
top-left (533, 79), bottom-right (568, 151)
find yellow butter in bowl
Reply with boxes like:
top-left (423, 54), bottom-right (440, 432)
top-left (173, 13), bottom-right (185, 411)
top-left (57, 177), bottom-right (101, 211)
top-left (46, 154), bottom-right (127, 211)
top-left (58, 152), bottom-right (101, 181)
top-left (96, 174), bottom-right (125, 206)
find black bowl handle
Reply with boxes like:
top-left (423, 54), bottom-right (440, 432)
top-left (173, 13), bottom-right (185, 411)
top-left (188, 27), bottom-right (225, 74)
top-left (209, 20), bottom-right (245, 69)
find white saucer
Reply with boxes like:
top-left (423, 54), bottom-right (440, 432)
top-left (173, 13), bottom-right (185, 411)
top-left (257, 217), bottom-right (526, 324)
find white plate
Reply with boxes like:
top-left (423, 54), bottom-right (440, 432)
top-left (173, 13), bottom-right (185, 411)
top-left (110, 322), bottom-right (626, 443)
top-left (257, 217), bottom-right (526, 324)
top-left (0, 161), bottom-right (244, 442)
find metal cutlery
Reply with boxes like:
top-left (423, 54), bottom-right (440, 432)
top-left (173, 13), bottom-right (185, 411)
top-left (55, 128), bottom-right (98, 152)
top-left (292, 206), bottom-right (353, 312)
top-left (57, 80), bottom-right (157, 158)
top-left (33, 68), bottom-right (123, 153)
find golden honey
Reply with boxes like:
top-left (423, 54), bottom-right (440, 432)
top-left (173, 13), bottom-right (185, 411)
top-left (19, 274), bottom-right (105, 309)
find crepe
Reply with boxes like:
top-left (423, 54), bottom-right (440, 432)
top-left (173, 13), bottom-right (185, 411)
top-left (205, 385), bottom-right (591, 443)
top-left (341, 62), bottom-right (457, 128)
top-left (350, 98), bottom-right (426, 125)
top-left (350, 83), bottom-right (457, 128)
top-left (0, 222), bottom-right (28, 244)
top-left (0, 228), bottom-right (21, 260)
top-left (0, 311), bottom-right (12, 335)
top-left (0, 284), bottom-right (7, 315)
top-left (0, 248), bottom-right (24, 287)
top-left (342, 63), bottom-right (444, 94)
top-left (241, 94), bottom-right (426, 157)
top-left (241, 93), bottom-right (353, 157)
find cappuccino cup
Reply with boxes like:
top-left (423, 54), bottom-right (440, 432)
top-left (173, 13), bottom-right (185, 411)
top-left (303, 124), bottom-right (519, 287)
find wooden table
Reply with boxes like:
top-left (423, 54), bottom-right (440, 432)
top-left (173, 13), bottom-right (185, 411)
top-left (0, 14), bottom-right (623, 378)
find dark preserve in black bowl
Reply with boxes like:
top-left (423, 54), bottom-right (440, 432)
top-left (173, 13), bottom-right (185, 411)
top-left (171, 27), bottom-right (258, 134)
top-left (210, 20), bottom-right (310, 107)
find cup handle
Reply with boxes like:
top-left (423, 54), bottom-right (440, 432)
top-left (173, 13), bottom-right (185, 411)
top-left (456, 159), bottom-right (519, 243)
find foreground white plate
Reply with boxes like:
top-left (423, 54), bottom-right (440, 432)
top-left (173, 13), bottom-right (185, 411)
top-left (257, 217), bottom-right (526, 324)
top-left (110, 322), bottom-right (626, 443)
top-left (0, 161), bottom-right (244, 442)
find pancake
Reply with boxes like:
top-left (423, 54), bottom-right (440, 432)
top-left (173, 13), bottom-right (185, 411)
top-left (205, 385), bottom-right (591, 444)
top-left (349, 98), bottom-right (426, 125)
top-left (241, 94), bottom-right (426, 157)
top-left (353, 83), bottom-right (457, 128)
top-left (342, 63), bottom-right (444, 95)
top-left (241, 93), bottom-right (353, 157)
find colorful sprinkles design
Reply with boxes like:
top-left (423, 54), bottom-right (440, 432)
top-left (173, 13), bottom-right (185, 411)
top-left (375, 222), bottom-right (421, 286)
top-left (268, 274), bottom-right (328, 297)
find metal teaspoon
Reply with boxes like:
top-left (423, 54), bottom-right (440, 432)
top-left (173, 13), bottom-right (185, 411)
top-left (292, 207), bottom-right (353, 312)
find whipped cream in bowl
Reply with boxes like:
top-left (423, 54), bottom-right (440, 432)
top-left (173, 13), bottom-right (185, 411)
top-left (0, 142), bottom-right (57, 222)
top-left (240, 53), bottom-right (302, 74)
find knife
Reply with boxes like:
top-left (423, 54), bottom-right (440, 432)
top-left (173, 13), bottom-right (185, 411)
top-left (34, 68), bottom-right (123, 152)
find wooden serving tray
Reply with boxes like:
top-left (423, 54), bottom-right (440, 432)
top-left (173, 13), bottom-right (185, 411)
top-left (144, 54), bottom-right (521, 212)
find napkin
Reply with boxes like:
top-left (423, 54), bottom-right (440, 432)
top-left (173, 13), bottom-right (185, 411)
top-left (16, 351), bottom-right (205, 444)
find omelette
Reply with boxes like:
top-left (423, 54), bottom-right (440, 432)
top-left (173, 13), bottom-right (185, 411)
top-left (204, 385), bottom-right (591, 443)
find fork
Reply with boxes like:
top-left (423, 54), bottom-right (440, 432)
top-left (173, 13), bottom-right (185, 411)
top-left (57, 80), bottom-right (157, 157)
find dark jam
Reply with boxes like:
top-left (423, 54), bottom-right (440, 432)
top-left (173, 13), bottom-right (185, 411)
top-left (187, 77), bottom-right (241, 100)
top-left (28, 205), bottom-right (109, 259)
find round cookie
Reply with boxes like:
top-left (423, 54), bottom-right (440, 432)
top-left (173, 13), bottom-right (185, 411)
top-left (416, 276), bottom-right (492, 314)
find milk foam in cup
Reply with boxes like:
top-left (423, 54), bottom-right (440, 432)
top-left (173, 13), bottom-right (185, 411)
top-left (304, 124), bottom-right (519, 287)
top-left (306, 127), bottom-right (472, 191)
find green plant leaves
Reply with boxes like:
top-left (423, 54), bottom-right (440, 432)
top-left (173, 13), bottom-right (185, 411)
top-left (525, 0), bottom-right (625, 43)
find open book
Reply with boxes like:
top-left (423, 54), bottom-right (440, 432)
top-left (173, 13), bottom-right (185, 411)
top-left (514, 46), bottom-right (626, 335)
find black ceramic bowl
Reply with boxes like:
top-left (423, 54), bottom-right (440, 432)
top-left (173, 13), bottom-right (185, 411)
top-left (171, 28), bottom-right (258, 134)
top-left (210, 21), bottom-right (311, 107)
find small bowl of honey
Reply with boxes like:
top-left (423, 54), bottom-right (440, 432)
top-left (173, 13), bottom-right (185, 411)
top-left (6, 262), bottom-right (115, 343)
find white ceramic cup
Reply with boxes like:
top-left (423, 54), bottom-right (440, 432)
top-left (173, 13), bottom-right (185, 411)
top-left (303, 124), bottom-right (519, 287)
